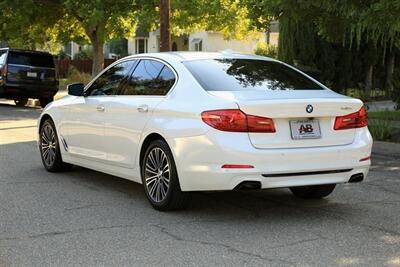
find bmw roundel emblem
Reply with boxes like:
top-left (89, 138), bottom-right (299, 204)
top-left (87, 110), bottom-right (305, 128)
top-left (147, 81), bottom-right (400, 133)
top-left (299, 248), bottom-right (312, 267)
top-left (306, 104), bottom-right (314, 113)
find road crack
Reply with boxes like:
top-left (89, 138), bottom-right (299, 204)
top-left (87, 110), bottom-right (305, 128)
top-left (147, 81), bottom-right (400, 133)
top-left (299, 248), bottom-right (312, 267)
top-left (152, 224), bottom-right (295, 265)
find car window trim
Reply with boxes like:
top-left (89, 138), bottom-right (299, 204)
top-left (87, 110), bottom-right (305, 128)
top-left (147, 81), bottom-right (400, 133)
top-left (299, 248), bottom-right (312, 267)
top-left (123, 58), bottom-right (177, 97)
top-left (84, 56), bottom-right (178, 98)
top-left (115, 59), bottom-right (142, 96)
top-left (84, 59), bottom-right (138, 97)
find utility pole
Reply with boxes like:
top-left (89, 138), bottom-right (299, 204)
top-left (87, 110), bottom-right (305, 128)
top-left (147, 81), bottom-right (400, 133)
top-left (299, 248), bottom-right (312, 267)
top-left (159, 0), bottom-right (171, 52)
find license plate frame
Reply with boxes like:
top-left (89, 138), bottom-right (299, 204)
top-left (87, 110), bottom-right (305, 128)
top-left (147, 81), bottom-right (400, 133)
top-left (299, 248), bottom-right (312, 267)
top-left (289, 119), bottom-right (321, 140)
top-left (27, 72), bottom-right (37, 78)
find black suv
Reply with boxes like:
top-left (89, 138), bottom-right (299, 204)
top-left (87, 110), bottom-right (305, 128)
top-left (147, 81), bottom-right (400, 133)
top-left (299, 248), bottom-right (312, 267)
top-left (0, 48), bottom-right (58, 107)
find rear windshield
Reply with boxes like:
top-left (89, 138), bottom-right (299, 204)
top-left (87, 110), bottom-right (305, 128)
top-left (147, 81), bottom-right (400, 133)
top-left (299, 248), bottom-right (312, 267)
top-left (183, 59), bottom-right (323, 91)
top-left (7, 51), bottom-right (55, 68)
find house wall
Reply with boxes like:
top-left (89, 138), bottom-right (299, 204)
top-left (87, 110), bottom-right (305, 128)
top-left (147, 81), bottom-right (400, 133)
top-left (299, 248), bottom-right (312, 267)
top-left (205, 32), bottom-right (265, 53)
top-left (268, 32), bottom-right (279, 47)
top-left (171, 36), bottom-right (188, 51)
top-left (127, 39), bottom-right (135, 55)
top-left (128, 30), bottom-right (267, 55)
top-left (188, 31), bottom-right (208, 51)
top-left (148, 31), bottom-right (159, 53)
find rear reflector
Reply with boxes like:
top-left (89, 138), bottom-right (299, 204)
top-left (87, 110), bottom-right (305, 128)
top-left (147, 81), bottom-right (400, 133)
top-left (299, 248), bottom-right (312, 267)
top-left (334, 106), bottom-right (368, 130)
top-left (359, 156), bottom-right (371, 162)
top-left (221, 164), bottom-right (254, 169)
top-left (201, 109), bottom-right (275, 133)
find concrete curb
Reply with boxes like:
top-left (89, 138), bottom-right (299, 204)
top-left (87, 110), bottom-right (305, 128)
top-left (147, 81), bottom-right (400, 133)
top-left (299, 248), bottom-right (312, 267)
top-left (29, 92), bottom-right (67, 107)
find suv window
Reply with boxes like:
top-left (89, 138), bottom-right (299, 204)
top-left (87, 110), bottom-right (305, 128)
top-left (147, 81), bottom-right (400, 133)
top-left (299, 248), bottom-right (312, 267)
top-left (121, 59), bottom-right (175, 95)
top-left (85, 60), bottom-right (137, 96)
top-left (7, 51), bottom-right (55, 68)
top-left (183, 59), bottom-right (323, 91)
top-left (0, 50), bottom-right (7, 65)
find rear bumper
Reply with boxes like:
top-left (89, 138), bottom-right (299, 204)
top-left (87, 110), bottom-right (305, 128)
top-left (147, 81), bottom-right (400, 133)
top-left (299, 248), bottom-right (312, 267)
top-left (167, 127), bottom-right (372, 191)
top-left (0, 83), bottom-right (58, 98)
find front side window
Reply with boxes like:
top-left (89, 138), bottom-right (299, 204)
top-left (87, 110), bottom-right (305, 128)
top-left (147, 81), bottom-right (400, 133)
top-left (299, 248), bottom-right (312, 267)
top-left (121, 59), bottom-right (176, 96)
top-left (183, 59), bottom-right (323, 91)
top-left (85, 60), bottom-right (136, 96)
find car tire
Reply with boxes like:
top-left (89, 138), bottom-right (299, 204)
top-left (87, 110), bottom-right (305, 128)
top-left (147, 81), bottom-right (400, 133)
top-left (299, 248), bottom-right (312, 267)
top-left (14, 98), bottom-right (28, 106)
top-left (39, 119), bottom-right (72, 172)
top-left (141, 139), bottom-right (187, 211)
top-left (39, 97), bottom-right (53, 108)
top-left (290, 184), bottom-right (336, 199)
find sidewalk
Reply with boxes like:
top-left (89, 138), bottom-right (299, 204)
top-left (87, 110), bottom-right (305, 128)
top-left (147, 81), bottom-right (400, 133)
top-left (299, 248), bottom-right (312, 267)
top-left (27, 90), bottom-right (67, 106)
top-left (372, 141), bottom-right (400, 158)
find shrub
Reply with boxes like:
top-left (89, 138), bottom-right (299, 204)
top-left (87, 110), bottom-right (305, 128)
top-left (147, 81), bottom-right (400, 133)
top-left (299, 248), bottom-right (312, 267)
top-left (74, 47), bottom-right (93, 60)
top-left (254, 43), bottom-right (278, 59)
top-left (59, 66), bottom-right (92, 91)
top-left (368, 120), bottom-right (393, 141)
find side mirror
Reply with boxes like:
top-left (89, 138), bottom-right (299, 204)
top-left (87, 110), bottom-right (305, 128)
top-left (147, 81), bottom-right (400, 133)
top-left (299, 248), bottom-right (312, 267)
top-left (67, 83), bottom-right (84, 96)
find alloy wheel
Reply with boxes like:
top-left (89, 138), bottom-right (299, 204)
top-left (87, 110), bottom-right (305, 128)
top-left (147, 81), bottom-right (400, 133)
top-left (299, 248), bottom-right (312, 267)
top-left (144, 147), bottom-right (170, 202)
top-left (41, 124), bottom-right (57, 167)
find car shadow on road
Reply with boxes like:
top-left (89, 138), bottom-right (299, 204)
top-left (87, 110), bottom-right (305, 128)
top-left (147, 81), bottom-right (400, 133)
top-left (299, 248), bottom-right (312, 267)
top-left (57, 165), bottom-right (359, 222)
top-left (1, 139), bottom-right (360, 223)
top-left (0, 102), bottom-right (41, 121)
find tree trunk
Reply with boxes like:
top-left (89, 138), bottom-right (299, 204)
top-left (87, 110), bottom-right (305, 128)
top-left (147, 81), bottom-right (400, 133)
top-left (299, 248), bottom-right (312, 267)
top-left (365, 64), bottom-right (373, 98)
top-left (159, 0), bottom-right (171, 52)
top-left (86, 26), bottom-right (105, 77)
top-left (91, 37), bottom-right (104, 76)
top-left (386, 52), bottom-right (395, 94)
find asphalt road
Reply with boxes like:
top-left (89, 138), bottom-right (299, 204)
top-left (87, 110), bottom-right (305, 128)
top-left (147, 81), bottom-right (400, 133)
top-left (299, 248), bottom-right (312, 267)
top-left (0, 100), bottom-right (399, 267)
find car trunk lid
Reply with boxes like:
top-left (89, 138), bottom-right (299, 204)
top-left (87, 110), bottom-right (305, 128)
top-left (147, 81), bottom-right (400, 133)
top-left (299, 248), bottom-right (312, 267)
top-left (209, 90), bottom-right (364, 149)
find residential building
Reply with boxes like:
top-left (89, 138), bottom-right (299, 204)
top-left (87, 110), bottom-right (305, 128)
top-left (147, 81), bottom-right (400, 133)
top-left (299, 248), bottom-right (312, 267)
top-left (128, 29), bottom-right (267, 55)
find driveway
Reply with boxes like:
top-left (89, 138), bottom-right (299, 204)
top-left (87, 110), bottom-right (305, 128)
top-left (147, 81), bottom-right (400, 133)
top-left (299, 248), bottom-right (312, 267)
top-left (0, 100), bottom-right (399, 266)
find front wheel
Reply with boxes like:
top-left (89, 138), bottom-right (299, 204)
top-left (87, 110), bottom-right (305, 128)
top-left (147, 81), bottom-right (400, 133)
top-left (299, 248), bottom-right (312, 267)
top-left (39, 119), bottom-right (72, 172)
top-left (141, 139), bottom-right (187, 211)
top-left (290, 184), bottom-right (336, 199)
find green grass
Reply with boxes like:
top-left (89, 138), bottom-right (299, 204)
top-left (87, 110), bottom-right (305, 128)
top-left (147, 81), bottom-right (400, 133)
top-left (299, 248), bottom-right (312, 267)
top-left (368, 120), bottom-right (393, 141)
top-left (368, 110), bottom-right (400, 121)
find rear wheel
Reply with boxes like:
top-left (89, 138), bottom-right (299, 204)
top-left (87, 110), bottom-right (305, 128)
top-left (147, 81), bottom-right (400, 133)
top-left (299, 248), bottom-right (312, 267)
top-left (14, 98), bottom-right (28, 106)
top-left (39, 119), bottom-right (72, 172)
top-left (141, 139), bottom-right (187, 211)
top-left (39, 97), bottom-right (53, 108)
top-left (290, 184), bottom-right (336, 199)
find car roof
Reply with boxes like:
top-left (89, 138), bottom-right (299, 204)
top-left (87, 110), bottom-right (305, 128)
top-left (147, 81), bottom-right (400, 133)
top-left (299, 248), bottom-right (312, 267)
top-left (0, 47), bottom-right (53, 55)
top-left (123, 51), bottom-right (276, 63)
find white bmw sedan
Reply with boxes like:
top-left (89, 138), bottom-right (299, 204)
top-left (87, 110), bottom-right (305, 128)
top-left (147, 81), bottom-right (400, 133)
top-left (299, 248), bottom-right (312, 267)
top-left (38, 52), bottom-right (372, 210)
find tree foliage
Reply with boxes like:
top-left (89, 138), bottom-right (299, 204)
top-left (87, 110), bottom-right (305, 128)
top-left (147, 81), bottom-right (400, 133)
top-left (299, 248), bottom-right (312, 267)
top-left (0, 0), bottom-right (254, 75)
top-left (243, 0), bottom-right (400, 101)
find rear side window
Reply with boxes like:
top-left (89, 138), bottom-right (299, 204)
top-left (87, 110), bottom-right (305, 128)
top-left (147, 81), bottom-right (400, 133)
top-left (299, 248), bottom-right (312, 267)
top-left (7, 51), bottom-right (55, 68)
top-left (183, 59), bottom-right (323, 91)
top-left (0, 50), bottom-right (7, 65)
top-left (86, 60), bottom-right (137, 96)
top-left (121, 59), bottom-right (176, 96)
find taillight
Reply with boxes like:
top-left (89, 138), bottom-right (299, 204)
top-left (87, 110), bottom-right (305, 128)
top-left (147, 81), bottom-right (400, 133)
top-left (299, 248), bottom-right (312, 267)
top-left (0, 65), bottom-right (7, 78)
top-left (334, 107), bottom-right (368, 130)
top-left (201, 109), bottom-right (276, 133)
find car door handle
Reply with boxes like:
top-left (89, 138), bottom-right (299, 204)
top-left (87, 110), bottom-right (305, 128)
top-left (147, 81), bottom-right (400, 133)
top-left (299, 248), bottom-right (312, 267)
top-left (137, 105), bottom-right (148, 113)
top-left (96, 105), bottom-right (105, 112)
